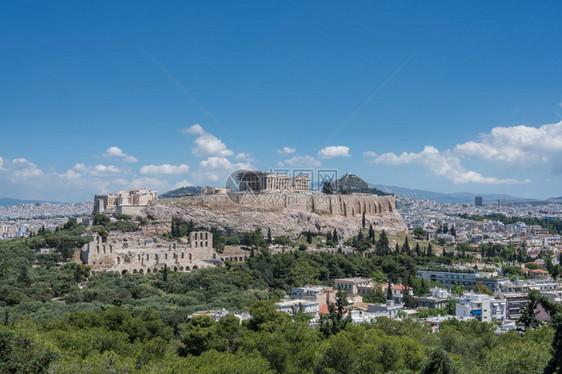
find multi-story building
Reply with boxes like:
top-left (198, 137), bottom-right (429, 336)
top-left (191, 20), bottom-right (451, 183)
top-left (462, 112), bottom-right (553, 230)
top-left (417, 270), bottom-right (508, 292)
top-left (456, 292), bottom-right (493, 322)
top-left (334, 277), bottom-right (373, 295)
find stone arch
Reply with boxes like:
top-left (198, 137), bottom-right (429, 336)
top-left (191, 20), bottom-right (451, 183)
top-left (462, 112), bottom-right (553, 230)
top-left (121, 269), bottom-right (128, 275)
top-left (179, 266), bottom-right (184, 271)
top-left (378, 202), bottom-right (382, 213)
top-left (189, 253), bottom-right (192, 261)
top-left (109, 245), bottom-right (113, 253)
top-left (137, 254), bottom-right (140, 261)
top-left (200, 241), bottom-right (203, 247)
top-left (116, 257), bottom-right (121, 265)
top-left (147, 268), bottom-right (151, 273)
top-left (153, 268), bottom-right (158, 273)
top-left (205, 232), bottom-right (208, 240)
top-left (351, 208), bottom-right (355, 217)
top-left (185, 266), bottom-right (190, 271)
top-left (194, 232), bottom-right (198, 240)
top-left (388, 200), bottom-right (393, 212)
top-left (174, 266), bottom-right (178, 272)
top-left (193, 265), bottom-right (198, 270)
top-left (195, 241), bottom-right (198, 248)
top-left (181, 252), bottom-right (185, 259)
top-left (239, 257), bottom-right (243, 262)
top-left (133, 269), bottom-right (137, 273)
top-left (139, 269), bottom-right (144, 274)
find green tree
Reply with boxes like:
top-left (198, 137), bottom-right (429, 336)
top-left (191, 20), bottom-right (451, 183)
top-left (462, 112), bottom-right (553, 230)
top-left (322, 181), bottom-right (334, 194)
top-left (420, 347), bottom-right (460, 374)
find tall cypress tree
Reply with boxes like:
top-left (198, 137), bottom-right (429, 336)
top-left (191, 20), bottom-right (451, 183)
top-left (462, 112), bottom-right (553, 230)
top-left (362, 211), bottom-right (366, 228)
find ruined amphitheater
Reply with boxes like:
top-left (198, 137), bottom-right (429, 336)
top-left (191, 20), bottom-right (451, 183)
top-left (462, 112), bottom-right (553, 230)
top-left (81, 230), bottom-right (249, 274)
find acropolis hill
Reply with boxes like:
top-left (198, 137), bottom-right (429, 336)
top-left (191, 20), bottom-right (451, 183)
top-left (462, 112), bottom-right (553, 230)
top-left (144, 192), bottom-right (406, 240)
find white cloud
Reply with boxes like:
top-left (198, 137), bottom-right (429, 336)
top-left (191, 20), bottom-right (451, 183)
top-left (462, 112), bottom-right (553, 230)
top-left (558, 102), bottom-right (562, 108)
top-left (140, 164), bottom-right (190, 175)
top-left (373, 146), bottom-right (528, 185)
top-left (277, 146), bottom-right (296, 154)
top-left (102, 146), bottom-right (138, 163)
top-left (73, 163), bottom-right (87, 171)
top-left (454, 121), bottom-right (562, 172)
top-left (235, 152), bottom-right (254, 162)
top-left (93, 164), bottom-right (121, 173)
top-left (9, 158), bottom-right (43, 179)
top-left (318, 146), bottom-right (350, 159)
top-left (130, 177), bottom-right (169, 190)
top-left (362, 151), bottom-right (377, 158)
top-left (172, 180), bottom-right (194, 189)
top-left (193, 134), bottom-right (234, 158)
top-left (183, 123), bottom-right (205, 135)
top-left (0, 156), bottom-right (4, 171)
top-left (278, 155), bottom-right (322, 168)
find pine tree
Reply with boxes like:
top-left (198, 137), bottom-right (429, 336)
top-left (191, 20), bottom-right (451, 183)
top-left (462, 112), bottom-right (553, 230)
top-left (358, 230), bottom-right (364, 241)
top-left (386, 279), bottom-right (393, 302)
top-left (395, 243), bottom-right (400, 254)
top-left (402, 237), bottom-right (410, 255)
top-left (368, 224), bottom-right (374, 240)
top-left (326, 231), bottom-right (333, 242)
top-left (415, 242), bottom-right (421, 256)
top-left (306, 231), bottom-right (313, 245)
top-left (376, 230), bottom-right (390, 255)
top-left (333, 229), bottom-right (339, 243)
top-left (163, 264), bottom-right (168, 282)
top-left (427, 242), bottom-right (434, 257)
top-left (267, 228), bottom-right (272, 244)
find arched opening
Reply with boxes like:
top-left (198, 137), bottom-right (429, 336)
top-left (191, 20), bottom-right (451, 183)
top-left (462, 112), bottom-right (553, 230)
top-left (200, 241), bottom-right (203, 247)
top-left (205, 241), bottom-right (208, 247)
top-left (121, 269), bottom-right (128, 275)
top-left (174, 266), bottom-right (178, 272)
top-left (116, 257), bottom-right (121, 265)
top-left (147, 268), bottom-right (151, 273)
top-left (193, 265), bottom-right (198, 270)
top-left (195, 241), bottom-right (198, 248)
top-left (189, 253), bottom-right (192, 261)
top-left (239, 257), bottom-right (243, 262)
top-left (179, 266), bottom-right (184, 271)
top-left (185, 266), bottom-right (190, 271)
top-left (133, 269), bottom-right (137, 273)
top-left (139, 269), bottom-right (144, 274)
top-left (181, 252), bottom-right (184, 259)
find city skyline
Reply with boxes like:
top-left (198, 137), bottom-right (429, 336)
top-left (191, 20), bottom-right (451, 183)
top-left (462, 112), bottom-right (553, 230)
top-left (2, 1), bottom-right (562, 201)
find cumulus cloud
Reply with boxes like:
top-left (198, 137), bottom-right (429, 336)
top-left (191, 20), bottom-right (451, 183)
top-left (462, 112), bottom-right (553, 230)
top-left (373, 146), bottom-right (528, 185)
top-left (172, 180), bottom-right (194, 189)
top-left (193, 134), bottom-right (234, 158)
top-left (362, 151), bottom-right (377, 158)
top-left (183, 123), bottom-right (205, 135)
top-left (93, 164), bottom-right (121, 173)
top-left (318, 146), bottom-right (350, 159)
top-left (454, 121), bottom-right (562, 172)
top-left (277, 146), bottom-right (296, 154)
top-left (278, 155), bottom-right (322, 168)
top-left (140, 164), bottom-right (190, 175)
top-left (102, 146), bottom-right (138, 163)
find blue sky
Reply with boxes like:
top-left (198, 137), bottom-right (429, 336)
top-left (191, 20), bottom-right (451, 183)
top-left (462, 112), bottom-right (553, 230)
top-left (1, 1), bottom-right (562, 201)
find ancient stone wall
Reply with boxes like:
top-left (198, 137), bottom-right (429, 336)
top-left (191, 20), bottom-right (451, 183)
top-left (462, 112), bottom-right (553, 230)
top-left (81, 230), bottom-right (245, 274)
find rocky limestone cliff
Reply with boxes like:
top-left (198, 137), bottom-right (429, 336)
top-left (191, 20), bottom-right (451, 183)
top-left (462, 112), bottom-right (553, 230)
top-left (144, 192), bottom-right (406, 239)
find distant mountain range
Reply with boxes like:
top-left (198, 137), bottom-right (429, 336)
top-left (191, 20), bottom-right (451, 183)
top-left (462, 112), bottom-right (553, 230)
top-left (0, 198), bottom-right (65, 207)
top-left (370, 185), bottom-right (531, 203)
top-left (549, 196), bottom-right (562, 201)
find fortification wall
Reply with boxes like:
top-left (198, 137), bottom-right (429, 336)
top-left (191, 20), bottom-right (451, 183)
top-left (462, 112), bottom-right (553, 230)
top-left (171, 192), bottom-right (395, 218)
